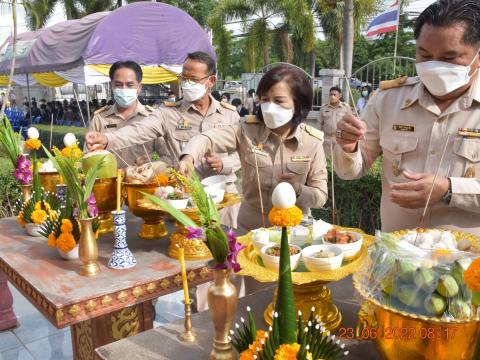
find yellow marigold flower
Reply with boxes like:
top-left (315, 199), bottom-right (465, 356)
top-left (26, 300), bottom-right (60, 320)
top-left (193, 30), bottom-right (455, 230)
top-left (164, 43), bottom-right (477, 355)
top-left (56, 232), bottom-right (76, 252)
top-left (465, 258), bottom-right (480, 292)
top-left (239, 349), bottom-right (255, 360)
top-left (34, 201), bottom-right (41, 210)
top-left (60, 219), bottom-right (73, 233)
top-left (155, 173), bottom-right (170, 186)
top-left (249, 330), bottom-right (268, 352)
top-left (31, 209), bottom-right (48, 224)
top-left (47, 234), bottom-right (57, 248)
top-left (49, 210), bottom-right (59, 221)
top-left (268, 206), bottom-right (303, 227)
top-left (274, 343), bottom-right (301, 360)
top-left (17, 212), bottom-right (26, 226)
top-left (61, 146), bottom-right (82, 160)
top-left (25, 138), bottom-right (42, 151)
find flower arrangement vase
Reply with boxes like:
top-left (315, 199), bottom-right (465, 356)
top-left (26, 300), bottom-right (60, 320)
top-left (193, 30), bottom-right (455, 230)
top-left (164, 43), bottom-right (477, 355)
top-left (208, 268), bottom-right (237, 360)
top-left (58, 244), bottom-right (79, 260)
top-left (25, 223), bottom-right (44, 237)
top-left (20, 184), bottom-right (32, 203)
top-left (79, 218), bottom-right (100, 276)
top-left (107, 210), bottom-right (136, 269)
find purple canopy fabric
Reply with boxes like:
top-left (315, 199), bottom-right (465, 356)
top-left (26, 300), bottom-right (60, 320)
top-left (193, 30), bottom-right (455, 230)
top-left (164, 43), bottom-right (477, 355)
top-left (0, 2), bottom-right (215, 75)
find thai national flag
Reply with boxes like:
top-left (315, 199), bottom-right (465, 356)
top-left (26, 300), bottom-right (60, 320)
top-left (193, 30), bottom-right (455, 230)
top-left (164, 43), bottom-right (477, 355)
top-left (366, 1), bottom-right (400, 39)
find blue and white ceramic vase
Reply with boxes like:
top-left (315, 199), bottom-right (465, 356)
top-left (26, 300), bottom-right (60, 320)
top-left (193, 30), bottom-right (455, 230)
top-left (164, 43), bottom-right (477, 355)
top-left (56, 184), bottom-right (67, 206)
top-left (107, 210), bottom-right (136, 269)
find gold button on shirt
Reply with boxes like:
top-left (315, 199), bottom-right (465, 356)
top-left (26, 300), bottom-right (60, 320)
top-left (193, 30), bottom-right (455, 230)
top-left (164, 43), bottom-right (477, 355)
top-left (318, 101), bottom-right (352, 156)
top-left (334, 76), bottom-right (480, 236)
top-left (181, 121), bottom-right (328, 231)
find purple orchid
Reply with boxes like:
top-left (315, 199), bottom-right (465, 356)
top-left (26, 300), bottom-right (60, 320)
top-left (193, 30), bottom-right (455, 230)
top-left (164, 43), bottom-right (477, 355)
top-left (13, 155), bottom-right (32, 185)
top-left (185, 226), bottom-right (204, 239)
top-left (87, 194), bottom-right (99, 218)
top-left (226, 229), bottom-right (245, 273)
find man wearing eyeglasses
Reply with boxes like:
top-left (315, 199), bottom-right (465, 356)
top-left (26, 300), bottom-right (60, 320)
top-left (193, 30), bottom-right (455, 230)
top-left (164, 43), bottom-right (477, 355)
top-left (85, 51), bottom-right (241, 228)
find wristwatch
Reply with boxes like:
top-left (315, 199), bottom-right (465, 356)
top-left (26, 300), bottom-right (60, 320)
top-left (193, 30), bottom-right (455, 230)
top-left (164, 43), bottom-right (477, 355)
top-left (442, 178), bottom-right (452, 205)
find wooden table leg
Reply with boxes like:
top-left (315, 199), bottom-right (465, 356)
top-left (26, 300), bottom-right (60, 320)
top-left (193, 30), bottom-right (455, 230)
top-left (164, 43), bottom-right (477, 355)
top-left (0, 271), bottom-right (18, 330)
top-left (71, 300), bottom-right (154, 360)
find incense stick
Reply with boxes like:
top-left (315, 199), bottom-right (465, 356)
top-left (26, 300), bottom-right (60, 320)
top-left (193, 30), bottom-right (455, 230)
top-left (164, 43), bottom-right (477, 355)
top-left (253, 148), bottom-right (266, 228)
top-left (72, 89), bottom-right (87, 128)
top-left (165, 137), bottom-right (178, 167)
top-left (49, 113), bottom-right (54, 149)
top-left (143, 143), bottom-right (161, 187)
top-left (110, 148), bottom-right (131, 168)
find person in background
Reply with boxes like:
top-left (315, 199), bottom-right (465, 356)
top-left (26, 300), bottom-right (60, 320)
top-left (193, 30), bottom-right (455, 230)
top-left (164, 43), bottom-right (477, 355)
top-left (9, 92), bottom-right (16, 108)
top-left (245, 89), bottom-right (256, 114)
top-left (100, 99), bottom-right (107, 108)
top-left (163, 90), bottom-right (177, 108)
top-left (318, 86), bottom-right (351, 156)
top-left (211, 90), bottom-right (221, 102)
top-left (178, 64), bottom-right (328, 231)
top-left (0, 92), bottom-right (5, 108)
top-left (231, 98), bottom-right (249, 117)
top-left (356, 85), bottom-right (372, 113)
top-left (220, 92), bottom-right (230, 103)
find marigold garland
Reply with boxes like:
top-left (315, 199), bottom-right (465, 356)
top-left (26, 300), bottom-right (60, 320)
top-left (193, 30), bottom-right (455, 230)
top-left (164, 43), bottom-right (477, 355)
top-left (60, 219), bottom-right (73, 233)
top-left (465, 258), bottom-right (480, 292)
top-left (25, 138), bottom-right (42, 151)
top-left (268, 206), bottom-right (303, 227)
top-left (31, 209), bottom-right (48, 224)
top-left (47, 234), bottom-right (57, 248)
top-left (56, 232), bottom-right (76, 252)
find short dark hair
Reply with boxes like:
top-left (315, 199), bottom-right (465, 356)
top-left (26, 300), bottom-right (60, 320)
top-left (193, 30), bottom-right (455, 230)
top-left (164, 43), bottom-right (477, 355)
top-left (231, 98), bottom-right (242, 106)
top-left (329, 86), bottom-right (342, 94)
top-left (256, 65), bottom-right (313, 129)
top-left (248, 89), bottom-right (255, 96)
top-left (168, 91), bottom-right (175, 96)
top-left (211, 90), bottom-right (221, 101)
top-left (109, 61), bottom-right (143, 82)
top-left (414, 0), bottom-right (480, 45)
top-left (186, 51), bottom-right (216, 75)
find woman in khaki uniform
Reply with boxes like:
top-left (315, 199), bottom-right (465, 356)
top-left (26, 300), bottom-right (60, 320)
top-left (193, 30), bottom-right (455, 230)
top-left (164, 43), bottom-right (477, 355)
top-left (180, 65), bottom-right (328, 231)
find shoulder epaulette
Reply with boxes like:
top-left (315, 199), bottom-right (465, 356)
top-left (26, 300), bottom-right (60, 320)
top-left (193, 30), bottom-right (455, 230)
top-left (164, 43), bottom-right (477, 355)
top-left (302, 124), bottom-right (324, 141)
top-left (379, 76), bottom-right (411, 90)
top-left (164, 100), bottom-right (181, 107)
top-left (94, 105), bottom-right (109, 115)
top-left (244, 115), bottom-right (260, 124)
top-left (145, 105), bottom-right (155, 112)
top-left (220, 102), bottom-right (237, 112)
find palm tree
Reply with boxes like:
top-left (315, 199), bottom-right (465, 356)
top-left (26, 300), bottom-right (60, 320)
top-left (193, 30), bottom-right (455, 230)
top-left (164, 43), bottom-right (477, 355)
top-left (209, 0), bottom-right (316, 72)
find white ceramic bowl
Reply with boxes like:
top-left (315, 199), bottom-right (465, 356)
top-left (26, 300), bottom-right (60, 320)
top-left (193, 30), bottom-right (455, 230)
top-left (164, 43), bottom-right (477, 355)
top-left (302, 244), bottom-right (343, 272)
top-left (252, 228), bottom-right (271, 253)
top-left (322, 231), bottom-right (363, 259)
top-left (260, 244), bottom-right (302, 272)
top-left (201, 175), bottom-right (227, 191)
top-left (205, 187), bottom-right (225, 204)
top-left (166, 198), bottom-right (190, 209)
top-left (58, 244), bottom-right (79, 260)
top-left (25, 223), bottom-right (44, 237)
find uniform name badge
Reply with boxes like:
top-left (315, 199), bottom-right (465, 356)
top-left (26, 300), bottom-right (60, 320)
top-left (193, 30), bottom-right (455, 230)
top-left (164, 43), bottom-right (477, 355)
top-left (458, 128), bottom-right (480, 138)
top-left (105, 124), bottom-right (117, 129)
top-left (392, 124), bottom-right (415, 132)
top-left (251, 146), bottom-right (268, 157)
top-left (177, 118), bottom-right (192, 130)
top-left (291, 156), bottom-right (311, 162)
top-left (214, 123), bottom-right (229, 128)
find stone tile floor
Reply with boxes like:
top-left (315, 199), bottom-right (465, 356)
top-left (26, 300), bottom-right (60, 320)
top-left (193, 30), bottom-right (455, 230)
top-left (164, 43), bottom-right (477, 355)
top-left (0, 284), bottom-right (185, 360)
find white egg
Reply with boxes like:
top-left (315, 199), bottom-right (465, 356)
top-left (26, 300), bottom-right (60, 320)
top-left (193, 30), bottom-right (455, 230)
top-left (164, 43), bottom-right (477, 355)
top-left (63, 133), bottom-right (77, 147)
top-left (271, 182), bottom-right (296, 208)
top-left (27, 127), bottom-right (39, 139)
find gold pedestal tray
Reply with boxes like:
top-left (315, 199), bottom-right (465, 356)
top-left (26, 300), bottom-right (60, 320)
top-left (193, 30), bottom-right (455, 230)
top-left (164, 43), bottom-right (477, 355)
top-left (123, 182), bottom-right (168, 240)
top-left (238, 227), bottom-right (374, 332)
top-left (353, 275), bottom-right (480, 360)
top-left (138, 193), bottom-right (241, 260)
top-left (93, 177), bottom-right (117, 235)
top-left (39, 172), bottom-right (61, 193)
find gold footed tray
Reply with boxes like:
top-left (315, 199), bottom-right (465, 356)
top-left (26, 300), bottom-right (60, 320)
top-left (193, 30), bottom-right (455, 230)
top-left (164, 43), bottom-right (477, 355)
top-left (123, 182), bottom-right (169, 240)
top-left (138, 193), bottom-right (241, 260)
top-left (238, 227), bottom-right (374, 332)
top-left (93, 177), bottom-right (117, 235)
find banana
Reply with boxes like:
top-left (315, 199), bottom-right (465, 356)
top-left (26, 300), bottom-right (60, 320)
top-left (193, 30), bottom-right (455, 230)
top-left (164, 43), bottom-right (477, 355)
top-left (414, 267), bottom-right (437, 292)
top-left (451, 258), bottom-right (472, 286)
top-left (436, 275), bottom-right (459, 298)
top-left (396, 259), bottom-right (417, 282)
top-left (424, 293), bottom-right (447, 316)
top-left (397, 285), bottom-right (423, 308)
top-left (448, 298), bottom-right (472, 320)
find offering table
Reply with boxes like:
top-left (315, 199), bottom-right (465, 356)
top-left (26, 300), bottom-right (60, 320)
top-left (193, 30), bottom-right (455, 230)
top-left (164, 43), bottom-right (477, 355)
top-left (0, 214), bottom-right (213, 360)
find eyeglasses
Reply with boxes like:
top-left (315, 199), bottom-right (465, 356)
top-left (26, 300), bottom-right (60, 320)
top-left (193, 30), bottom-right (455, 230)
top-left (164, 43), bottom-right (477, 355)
top-left (178, 74), bottom-right (211, 85)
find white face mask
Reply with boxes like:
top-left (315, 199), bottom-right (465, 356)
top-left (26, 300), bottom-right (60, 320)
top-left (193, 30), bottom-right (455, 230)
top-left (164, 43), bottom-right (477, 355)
top-left (181, 81), bottom-right (207, 102)
top-left (113, 88), bottom-right (138, 107)
top-left (416, 53), bottom-right (479, 96)
top-left (260, 102), bottom-right (294, 129)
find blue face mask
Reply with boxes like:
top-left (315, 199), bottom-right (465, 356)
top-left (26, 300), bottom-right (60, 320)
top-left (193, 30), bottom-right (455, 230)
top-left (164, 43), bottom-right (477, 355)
top-left (362, 90), bottom-right (369, 97)
top-left (113, 88), bottom-right (138, 107)
top-left (168, 97), bottom-right (176, 102)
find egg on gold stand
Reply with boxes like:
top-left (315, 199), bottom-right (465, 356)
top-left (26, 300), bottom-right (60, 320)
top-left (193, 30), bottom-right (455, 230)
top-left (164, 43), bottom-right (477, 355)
top-left (92, 177), bottom-right (117, 234)
top-left (123, 182), bottom-right (168, 239)
top-left (39, 172), bottom-right (61, 193)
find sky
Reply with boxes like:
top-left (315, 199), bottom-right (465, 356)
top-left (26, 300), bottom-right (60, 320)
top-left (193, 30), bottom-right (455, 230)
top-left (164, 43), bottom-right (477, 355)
top-left (0, 0), bottom-right (437, 46)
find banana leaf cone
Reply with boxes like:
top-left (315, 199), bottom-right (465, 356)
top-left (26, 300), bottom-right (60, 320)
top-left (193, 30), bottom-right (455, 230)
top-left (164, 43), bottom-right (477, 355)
top-left (274, 226), bottom-right (297, 344)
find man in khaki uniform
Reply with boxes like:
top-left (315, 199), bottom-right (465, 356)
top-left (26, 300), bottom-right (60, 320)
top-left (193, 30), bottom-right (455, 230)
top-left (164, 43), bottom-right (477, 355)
top-left (89, 60), bottom-right (168, 167)
top-left (318, 86), bottom-right (351, 156)
top-left (334, 0), bottom-right (480, 236)
top-left (85, 52), bottom-right (241, 228)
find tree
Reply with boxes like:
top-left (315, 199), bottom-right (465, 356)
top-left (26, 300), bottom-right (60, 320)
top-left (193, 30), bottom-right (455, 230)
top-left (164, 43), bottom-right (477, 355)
top-left (0, 0), bottom-right (17, 116)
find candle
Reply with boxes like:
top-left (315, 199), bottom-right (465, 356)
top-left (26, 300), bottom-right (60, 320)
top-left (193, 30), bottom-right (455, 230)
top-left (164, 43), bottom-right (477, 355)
top-left (116, 169), bottom-right (122, 213)
top-left (59, 175), bottom-right (64, 185)
top-left (178, 247), bottom-right (190, 305)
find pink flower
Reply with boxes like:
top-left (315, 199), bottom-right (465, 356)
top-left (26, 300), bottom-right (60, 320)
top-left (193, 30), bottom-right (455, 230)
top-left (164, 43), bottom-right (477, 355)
top-left (14, 155), bottom-right (32, 185)
top-left (185, 226), bottom-right (204, 239)
top-left (87, 194), bottom-right (99, 218)
top-left (226, 229), bottom-right (245, 273)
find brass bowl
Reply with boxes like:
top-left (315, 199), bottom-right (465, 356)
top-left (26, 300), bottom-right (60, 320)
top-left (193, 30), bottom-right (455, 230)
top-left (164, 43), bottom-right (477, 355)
top-left (353, 275), bottom-right (480, 360)
top-left (123, 182), bottom-right (168, 239)
top-left (39, 172), bottom-right (61, 193)
top-left (92, 177), bottom-right (117, 235)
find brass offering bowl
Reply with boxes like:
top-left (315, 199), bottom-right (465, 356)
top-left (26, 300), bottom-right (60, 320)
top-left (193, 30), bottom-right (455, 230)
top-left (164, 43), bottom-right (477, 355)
top-left (123, 182), bottom-right (168, 239)
top-left (92, 177), bottom-right (117, 234)
top-left (353, 275), bottom-right (480, 360)
top-left (39, 172), bottom-right (61, 193)
top-left (237, 227), bottom-right (374, 332)
top-left (138, 193), bottom-right (241, 260)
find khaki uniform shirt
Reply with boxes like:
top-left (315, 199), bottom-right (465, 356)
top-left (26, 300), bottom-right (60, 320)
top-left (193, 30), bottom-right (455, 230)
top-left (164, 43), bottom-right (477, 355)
top-left (89, 101), bottom-right (168, 168)
top-left (334, 76), bottom-right (480, 236)
top-left (318, 101), bottom-right (351, 156)
top-left (181, 120), bottom-right (328, 231)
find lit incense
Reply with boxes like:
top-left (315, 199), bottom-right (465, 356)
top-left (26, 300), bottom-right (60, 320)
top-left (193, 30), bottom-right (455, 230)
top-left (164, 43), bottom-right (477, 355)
top-left (178, 247), bottom-right (190, 305)
top-left (116, 169), bottom-right (122, 213)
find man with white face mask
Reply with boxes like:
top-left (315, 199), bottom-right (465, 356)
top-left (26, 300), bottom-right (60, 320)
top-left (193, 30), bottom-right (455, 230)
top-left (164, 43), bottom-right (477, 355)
top-left (88, 60), bottom-right (169, 167)
top-left (334, 0), bottom-right (480, 236)
top-left (85, 52), bottom-right (241, 228)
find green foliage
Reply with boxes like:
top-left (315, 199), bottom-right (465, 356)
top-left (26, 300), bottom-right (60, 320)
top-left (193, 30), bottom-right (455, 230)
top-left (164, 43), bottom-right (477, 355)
top-left (35, 124), bottom-right (86, 153)
top-left (312, 158), bottom-right (381, 235)
top-left (0, 114), bottom-right (22, 166)
top-left (0, 158), bottom-right (21, 219)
